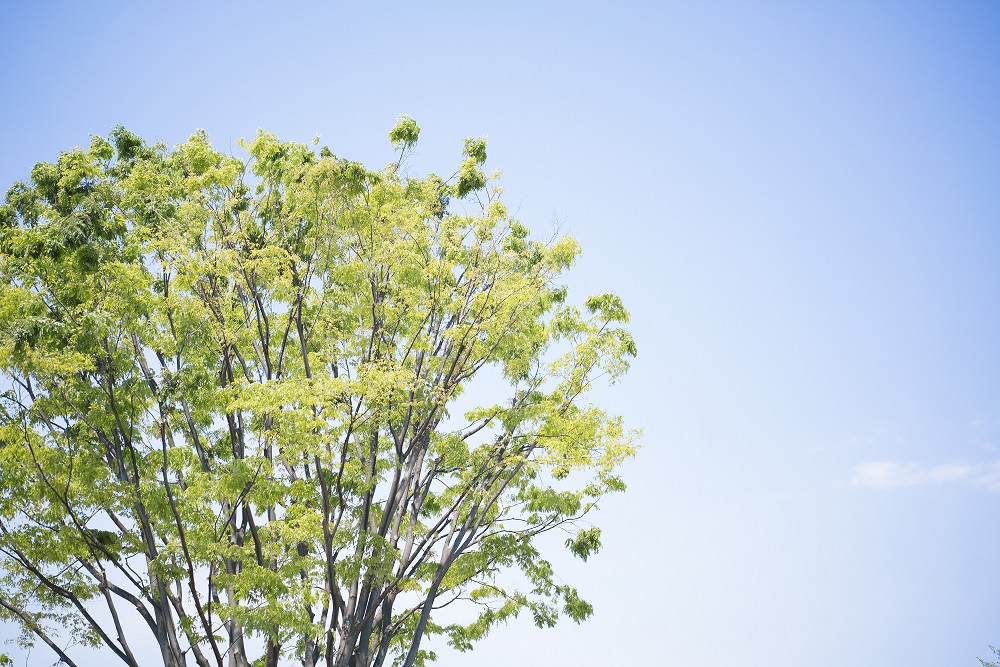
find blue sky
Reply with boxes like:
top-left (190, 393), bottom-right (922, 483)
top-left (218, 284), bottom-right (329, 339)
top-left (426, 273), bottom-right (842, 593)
top-left (2, 1), bottom-right (1000, 665)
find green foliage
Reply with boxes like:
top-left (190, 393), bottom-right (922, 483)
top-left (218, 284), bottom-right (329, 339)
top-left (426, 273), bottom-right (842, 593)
top-left (388, 115), bottom-right (420, 151)
top-left (981, 646), bottom-right (1000, 667)
top-left (0, 119), bottom-right (638, 667)
top-left (565, 527), bottom-right (602, 562)
top-left (462, 137), bottom-right (487, 164)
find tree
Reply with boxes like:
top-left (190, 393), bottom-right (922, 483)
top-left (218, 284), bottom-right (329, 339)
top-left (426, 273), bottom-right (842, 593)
top-left (981, 646), bottom-right (1000, 667)
top-left (0, 117), bottom-right (638, 667)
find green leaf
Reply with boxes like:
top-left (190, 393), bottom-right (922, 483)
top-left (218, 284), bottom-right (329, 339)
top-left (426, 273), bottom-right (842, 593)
top-left (389, 115), bottom-right (421, 150)
top-left (565, 527), bottom-right (602, 562)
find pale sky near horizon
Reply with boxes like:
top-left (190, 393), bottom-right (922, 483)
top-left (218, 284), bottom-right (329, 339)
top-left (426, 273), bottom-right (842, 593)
top-left (2, 1), bottom-right (1000, 665)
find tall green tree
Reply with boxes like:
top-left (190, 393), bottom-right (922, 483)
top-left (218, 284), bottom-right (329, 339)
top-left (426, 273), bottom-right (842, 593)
top-left (0, 118), bottom-right (637, 667)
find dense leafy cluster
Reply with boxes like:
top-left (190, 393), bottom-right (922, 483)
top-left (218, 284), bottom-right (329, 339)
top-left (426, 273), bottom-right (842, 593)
top-left (0, 118), bottom-right (637, 667)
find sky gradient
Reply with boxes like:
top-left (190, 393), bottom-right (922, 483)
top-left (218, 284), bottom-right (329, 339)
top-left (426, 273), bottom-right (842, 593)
top-left (2, 1), bottom-right (1000, 665)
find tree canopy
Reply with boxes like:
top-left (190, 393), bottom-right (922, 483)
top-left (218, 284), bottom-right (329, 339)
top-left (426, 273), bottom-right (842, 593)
top-left (0, 118), bottom-right (638, 667)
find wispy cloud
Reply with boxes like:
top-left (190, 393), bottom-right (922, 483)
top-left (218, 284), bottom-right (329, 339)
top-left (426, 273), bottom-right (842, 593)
top-left (851, 459), bottom-right (1000, 491)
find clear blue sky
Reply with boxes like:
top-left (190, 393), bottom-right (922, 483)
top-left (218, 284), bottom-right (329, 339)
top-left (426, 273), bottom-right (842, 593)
top-left (2, 1), bottom-right (1000, 665)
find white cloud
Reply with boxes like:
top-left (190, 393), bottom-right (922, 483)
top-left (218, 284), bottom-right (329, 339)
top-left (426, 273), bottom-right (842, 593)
top-left (851, 459), bottom-right (1000, 491)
